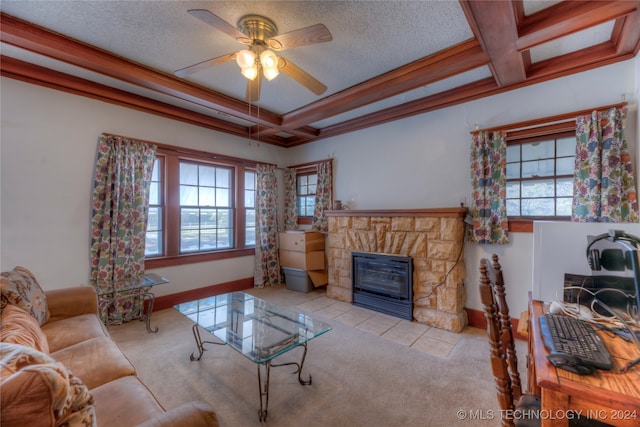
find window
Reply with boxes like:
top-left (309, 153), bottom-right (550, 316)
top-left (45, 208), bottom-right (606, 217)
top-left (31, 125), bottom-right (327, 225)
top-left (506, 132), bottom-right (575, 218)
top-left (145, 157), bottom-right (163, 257)
top-left (296, 171), bottom-right (317, 217)
top-left (244, 170), bottom-right (256, 247)
top-left (144, 146), bottom-right (256, 267)
top-left (179, 162), bottom-right (232, 252)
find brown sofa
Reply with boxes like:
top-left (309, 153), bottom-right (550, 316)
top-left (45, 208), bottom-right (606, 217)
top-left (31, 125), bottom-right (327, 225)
top-left (1, 267), bottom-right (218, 427)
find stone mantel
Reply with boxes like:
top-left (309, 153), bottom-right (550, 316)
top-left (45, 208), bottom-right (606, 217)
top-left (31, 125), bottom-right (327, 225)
top-left (325, 207), bottom-right (468, 332)
top-left (325, 207), bottom-right (467, 218)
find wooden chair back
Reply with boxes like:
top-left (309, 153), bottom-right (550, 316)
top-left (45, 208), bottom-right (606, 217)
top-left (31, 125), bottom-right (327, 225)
top-left (479, 254), bottom-right (523, 426)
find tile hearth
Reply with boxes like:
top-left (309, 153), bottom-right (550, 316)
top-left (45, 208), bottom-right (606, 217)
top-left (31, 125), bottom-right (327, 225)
top-left (248, 285), bottom-right (466, 359)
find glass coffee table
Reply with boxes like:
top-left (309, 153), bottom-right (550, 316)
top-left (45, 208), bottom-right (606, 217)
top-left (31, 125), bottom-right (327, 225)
top-left (174, 291), bottom-right (332, 421)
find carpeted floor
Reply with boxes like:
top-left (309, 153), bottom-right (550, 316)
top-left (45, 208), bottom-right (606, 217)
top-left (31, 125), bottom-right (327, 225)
top-left (109, 286), bottom-right (525, 426)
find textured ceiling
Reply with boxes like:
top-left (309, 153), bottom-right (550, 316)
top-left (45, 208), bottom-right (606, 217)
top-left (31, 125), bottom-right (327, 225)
top-left (1, 1), bottom-right (638, 146)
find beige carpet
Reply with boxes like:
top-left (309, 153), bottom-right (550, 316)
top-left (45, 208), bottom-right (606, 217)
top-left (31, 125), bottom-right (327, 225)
top-left (109, 287), bottom-right (521, 426)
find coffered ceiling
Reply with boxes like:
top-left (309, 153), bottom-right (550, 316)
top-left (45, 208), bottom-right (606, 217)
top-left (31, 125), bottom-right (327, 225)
top-left (1, 1), bottom-right (638, 147)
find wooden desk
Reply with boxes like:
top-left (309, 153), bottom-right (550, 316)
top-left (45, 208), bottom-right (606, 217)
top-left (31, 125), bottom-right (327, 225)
top-left (528, 299), bottom-right (640, 427)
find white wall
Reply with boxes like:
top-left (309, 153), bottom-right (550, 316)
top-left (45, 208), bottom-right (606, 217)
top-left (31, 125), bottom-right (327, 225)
top-left (1, 58), bottom-right (638, 315)
top-left (0, 78), bottom-right (287, 297)
top-left (285, 59), bottom-right (639, 315)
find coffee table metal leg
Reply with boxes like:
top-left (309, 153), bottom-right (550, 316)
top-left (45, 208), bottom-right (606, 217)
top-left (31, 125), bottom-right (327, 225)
top-left (189, 324), bottom-right (224, 361)
top-left (256, 342), bottom-right (313, 421)
top-left (142, 292), bottom-right (158, 333)
top-left (257, 362), bottom-right (271, 421)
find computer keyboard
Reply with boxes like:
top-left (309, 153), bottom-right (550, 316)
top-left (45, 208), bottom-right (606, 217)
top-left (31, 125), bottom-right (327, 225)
top-left (539, 313), bottom-right (613, 371)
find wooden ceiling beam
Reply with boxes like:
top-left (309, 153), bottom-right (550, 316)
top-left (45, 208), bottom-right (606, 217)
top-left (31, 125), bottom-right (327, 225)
top-left (0, 13), bottom-right (282, 129)
top-left (516, 0), bottom-right (638, 51)
top-left (281, 39), bottom-right (489, 128)
top-left (613, 10), bottom-right (640, 55)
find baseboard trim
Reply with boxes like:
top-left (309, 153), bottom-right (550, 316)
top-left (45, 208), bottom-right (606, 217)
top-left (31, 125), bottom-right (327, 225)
top-left (153, 277), bottom-right (254, 311)
top-left (466, 307), bottom-right (526, 341)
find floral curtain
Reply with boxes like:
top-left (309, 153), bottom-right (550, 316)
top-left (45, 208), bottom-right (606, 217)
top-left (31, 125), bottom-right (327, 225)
top-left (572, 107), bottom-right (638, 222)
top-left (254, 164), bottom-right (282, 288)
top-left (469, 131), bottom-right (509, 244)
top-left (311, 160), bottom-right (333, 232)
top-left (90, 134), bottom-right (157, 322)
top-left (284, 167), bottom-right (298, 231)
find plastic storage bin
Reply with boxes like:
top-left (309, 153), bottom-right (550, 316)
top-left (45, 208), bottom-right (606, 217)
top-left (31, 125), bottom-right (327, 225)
top-left (282, 267), bottom-right (314, 293)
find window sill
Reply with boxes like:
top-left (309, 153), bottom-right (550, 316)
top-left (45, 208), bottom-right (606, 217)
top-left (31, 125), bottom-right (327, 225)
top-left (508, 217), bottom-right (571, 233)
top-left (145, 248), bottom-right (255, 269)
top-left (508, 219), bottom-right (533, 233)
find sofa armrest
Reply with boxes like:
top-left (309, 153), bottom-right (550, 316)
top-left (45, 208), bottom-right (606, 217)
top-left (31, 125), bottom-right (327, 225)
top-left (45, 286), bottom-right (99, 323)
top-left (136, 402), bottom-right (218, 427)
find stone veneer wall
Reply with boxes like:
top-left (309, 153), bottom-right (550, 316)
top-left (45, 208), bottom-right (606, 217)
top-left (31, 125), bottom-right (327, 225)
top-left (326, 208), bottom-right (468, 332)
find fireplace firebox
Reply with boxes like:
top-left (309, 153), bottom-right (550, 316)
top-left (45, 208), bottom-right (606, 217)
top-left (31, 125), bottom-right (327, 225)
top-left (352, 252), bottom-right (413, 320)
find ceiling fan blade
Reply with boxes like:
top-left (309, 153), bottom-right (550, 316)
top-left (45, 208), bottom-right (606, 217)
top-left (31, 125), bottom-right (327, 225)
top-left (187, 9), bottom-right (251, 44)
top-left (246, 73), bottom-right (262, 103)
top-left (175, 53), bottom-right (236, 78)
top-left (278, 57), bottom-right (327, 96)
top-left (267, 23), bottom-right (332, 51)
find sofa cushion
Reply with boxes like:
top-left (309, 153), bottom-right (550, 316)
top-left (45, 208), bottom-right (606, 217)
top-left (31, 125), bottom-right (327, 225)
top-left (0, 342), bottom-right (96, 427)
top-left (51, 336), bottom-right (136, 389)
top-left (0, 304), bottom-right (50, 353)
top-left (90, 375), bottom-right (164, 427)
top-left (1, 266), bottom-right (50, 325)
top-left (42, 313), bottom-right (108, 353)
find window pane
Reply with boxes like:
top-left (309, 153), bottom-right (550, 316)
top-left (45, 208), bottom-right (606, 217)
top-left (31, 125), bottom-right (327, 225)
top-left (216, 168), bottom-right (231, 188)
top-left (200, 229), bottom-right (216, 250)
top-left (151, 159), bottom-right (159, 181)
top-left (522, 140), bottom-right (553, 161)
top-left (506, 162), bottom-right (520, 179)
top-left (506, 182), bottom-right (520, 198)
top-left (199, 187), bottom-right (215, 206)
top-left (147, 207), bottom-right (161, 231)
top-left (199, 165), bottom-right (215, 187)
top-left (217, 209), bottom-right (232, 228)
top-left (245, 171), bottom-right (255, 190)
top-left (506, 199), bottom-right (520, 216)
top-left (557, 137), bottom-right (576, 157)
top-left (556, 157), bottom-right (574, 175)
top-left (245, 191), bottom-right (255, 208)
top-left (522, 198), bottom-right (555, 216)
top-left (308, 184), bottom-right (317, 194)
top-left (506, 145), bottom-right (520, 163)
top-left (201, 209), bottom-right (216, 227)
top-left (557, 197), bottom-right (572, 216)
top-left (217, 230), bottom-right (231, 248)
top-left (245, 227), bottom-right (256, 246)
top-left (556, 178), bottom-right (573, 197)
top-left (180, 185), bottom-right (197, 205)
top-left (149, 182), bottom-right (160, 205)
top-left (180, 163), bottom-right (198, 185)
top-left (216, 188), bottom-right (230, 206)
top-left (307, 174), bottom-right (317, 186)
top-left (522, 179), bottom-right (554, 198)
top-left (181, 208), bottom-right (199, 228)
top-left (522, 159), bottom-right (554, 178)
top-left (180, 229), bottom-right (199, 252)
top-left (145, 230), bottom-right (162, 256)
top-left (246, 209), bottom-right (255, 226)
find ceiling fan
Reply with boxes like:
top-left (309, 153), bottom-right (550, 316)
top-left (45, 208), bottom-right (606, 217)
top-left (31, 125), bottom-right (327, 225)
top-left (175, 9), bottom-right (333, 103)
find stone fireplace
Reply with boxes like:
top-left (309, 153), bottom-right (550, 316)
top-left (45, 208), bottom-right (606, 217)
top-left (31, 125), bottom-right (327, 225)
top-left (326, 208), bottom-right (467, 332)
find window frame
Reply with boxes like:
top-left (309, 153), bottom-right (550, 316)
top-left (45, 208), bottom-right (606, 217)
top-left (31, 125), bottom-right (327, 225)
top-left (506, 130), bottom-right (576, 221)
top-left (145, 146), bottom-right (256, 269)
top-left (295, 165), bottom-right (318, 225)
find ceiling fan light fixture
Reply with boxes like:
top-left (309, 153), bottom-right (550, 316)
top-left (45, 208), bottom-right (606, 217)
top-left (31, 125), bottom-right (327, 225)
top-left (235, 49), bottom-right (256, 69)
top-left (241, 64), bottom-right (259, 80)
top-left (260, 49), bottom-right (279, 81)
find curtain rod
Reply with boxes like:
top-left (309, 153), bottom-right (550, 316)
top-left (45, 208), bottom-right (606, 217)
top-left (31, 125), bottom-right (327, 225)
top-left (287, 158), bottom-right (334, 170)
top-left (470, 102), bottom-right (628, 135)
top-left (101, 132), bottom-right (275, 168)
